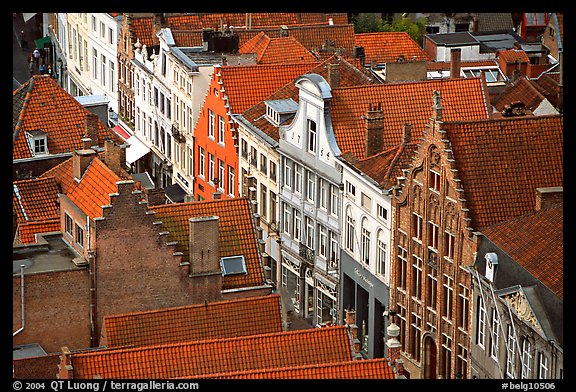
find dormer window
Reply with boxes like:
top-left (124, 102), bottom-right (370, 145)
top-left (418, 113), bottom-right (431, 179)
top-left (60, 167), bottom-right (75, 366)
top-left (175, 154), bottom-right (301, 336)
top-left (264, 99), bottom-right (298, 126)
top-left (26, 130), bottom-right (48, 156)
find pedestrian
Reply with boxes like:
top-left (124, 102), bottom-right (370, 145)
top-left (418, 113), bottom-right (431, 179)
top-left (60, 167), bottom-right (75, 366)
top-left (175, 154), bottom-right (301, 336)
top-left (39, 63), bottom-right (46, 74)
top-left (47, 64), bottom-right (53, 78)
top-left (33, 48), bottom-right (40, 67)
top-left (19, 30), bottom-right (28, 49)
top-left (28, 56), bottom-right (34, 76)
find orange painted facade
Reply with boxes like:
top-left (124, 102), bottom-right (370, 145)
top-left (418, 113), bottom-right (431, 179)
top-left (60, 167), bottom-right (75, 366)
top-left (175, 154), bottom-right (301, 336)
top-left (193, 69), bottom-right (239, 201)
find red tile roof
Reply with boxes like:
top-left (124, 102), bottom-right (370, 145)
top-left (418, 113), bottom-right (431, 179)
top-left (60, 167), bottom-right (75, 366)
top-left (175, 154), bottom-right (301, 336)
top-left (492, 76), bottom-right (547, 112)
top-left (68, 326), bottom-right (353, 379)
top-left (185, 358), bottom-right (395, 379)
top-left (13, 176), bottom-right (60, 223)
top-left (355, 32), bottom-right (431, 64)
top-left (67, 158), bottom-right (123, 219)
top-left (481, 203), bottom-right (563, 299)
top-left (219, 62), bottom-right (319, 114)
top-left (497, 49), bottom-right (530, 64)
top-left (240, 55), bottom-right (374, 142)
top-left (13, 76), bottom-right (123, 160)
top-left (444, 115), bottom-right (563, 230)
top-left (102, 294), bottom-right (283, 348)
top-left (148, 198), bottom-right (264, 291)
top-left (39, 158), bottom-right (76, 194)
top-left (331, 77), bottom-right (491, 160)
top-left (239, 33), bottom-right (318, 64)
top-left (16, 219), bottom-right (61, 245)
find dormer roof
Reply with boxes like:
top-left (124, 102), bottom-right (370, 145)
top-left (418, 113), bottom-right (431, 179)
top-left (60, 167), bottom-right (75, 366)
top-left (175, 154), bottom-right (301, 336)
top-left (239, 32), bottom-right (319, 64)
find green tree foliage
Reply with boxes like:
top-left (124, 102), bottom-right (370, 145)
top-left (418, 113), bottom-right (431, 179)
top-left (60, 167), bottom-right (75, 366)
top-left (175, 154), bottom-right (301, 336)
top-left (352, 14), bottom-right (428, 46)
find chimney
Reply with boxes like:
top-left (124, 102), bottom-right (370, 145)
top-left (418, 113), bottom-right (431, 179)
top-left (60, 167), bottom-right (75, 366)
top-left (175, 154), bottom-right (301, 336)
top-left (188, 216), bottom-right (220, 276)
top-left (386, 321), bottom-right (407, 378)
top-left (365, 102), bottom-right (384, 157)
top-left (403, 123), bottom-right (412, 144)
top-left (84, 113), bottom-right (99, 147)
top-left (327, 63), bottom-right (341, 88)
top-left (535, 187), bottom-right (563, 210)
top-left (450, 48), bottom-right (461, 78)
top-left (82, 137), bottom-right (92, 150)
top-left (345, 309), bottom-right (362, 359)
top-left (73, 147), bottom-right (97, 181)
top-left (145, 187), bottom-right (166, 206)
top-left (57, 347), bottom-right (74, 379)
top-left (279, 25), bottom-right (289, 37)
top-left (104, 139), bottom-right (126, 176)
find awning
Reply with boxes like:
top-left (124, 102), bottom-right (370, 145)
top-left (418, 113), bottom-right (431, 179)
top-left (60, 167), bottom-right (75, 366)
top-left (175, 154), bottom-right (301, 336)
top-left (165, 183), bottom-right (188, 203)
top-left (34, 36), bottom-right (51, 49)
top-left (125, 136), bottom-right (151, 165)
top-left (131, 172), bottom-right (155, 190)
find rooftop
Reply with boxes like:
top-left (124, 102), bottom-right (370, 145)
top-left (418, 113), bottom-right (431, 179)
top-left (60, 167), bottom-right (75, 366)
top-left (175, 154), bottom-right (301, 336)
top-left (13, 233), bottom-right (83, 276)
top-left (354, 31), bottom-right (431, 64)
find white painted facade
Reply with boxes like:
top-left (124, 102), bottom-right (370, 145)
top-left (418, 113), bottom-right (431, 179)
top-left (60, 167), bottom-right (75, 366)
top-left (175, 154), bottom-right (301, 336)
top-left (58, 13), bottom-right (121, 117)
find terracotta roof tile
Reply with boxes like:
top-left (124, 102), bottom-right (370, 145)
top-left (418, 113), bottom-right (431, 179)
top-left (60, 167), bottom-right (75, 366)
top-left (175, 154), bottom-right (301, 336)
top-left (219, 62), bottom-right (319, 114)
top-left (239, 32), bottom-right (318, 64)
top-left (534, 73), bottom-right (562, 109)
top-left (16, 219), bottom-right (61, 245)
top-left (331, 77), bottom-right (491, 160)
top-left (69, 326), bottom-right (353, 379)
top-left (186, 358), bottom-right (395, 379)
top-left (149, 198), bottom-right (264, 291)
top-left (103, 294), bottom-right (283, 348)
top-left (444, 115), bottom-right (563, 230)
top-left (481, 203), bottom-right (563, 299)
top-left (67, 158), bottom-right (123, 219)
top-left (241, 55), bottom-right (374, 142)
top-left (492, 76), bottom-right (546, 111)
top-left (355, 32), bottom-right (431, 64)
top-left (13, 176), bottom-right (60, 223)
top-left (497, 49), bottom-right (530, 64)
top-left (39, 158), bottom-right (75, 194)
top-left (13, 76), bottom-right (123, 160)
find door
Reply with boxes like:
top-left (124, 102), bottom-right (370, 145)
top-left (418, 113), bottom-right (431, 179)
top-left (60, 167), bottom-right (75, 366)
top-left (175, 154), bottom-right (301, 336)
top-left (423, 335), bottom-right (437, 379)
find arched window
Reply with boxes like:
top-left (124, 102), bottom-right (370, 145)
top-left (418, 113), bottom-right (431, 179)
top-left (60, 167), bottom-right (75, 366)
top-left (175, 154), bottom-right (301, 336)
top-left (346, 208), bottom-right (356, 254)
top-left (361, 218), bottom-right (370, 266)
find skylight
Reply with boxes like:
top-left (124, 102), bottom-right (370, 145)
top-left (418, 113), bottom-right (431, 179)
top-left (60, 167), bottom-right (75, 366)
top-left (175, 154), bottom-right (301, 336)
top-left (220, 255), bottom-right (247, 276)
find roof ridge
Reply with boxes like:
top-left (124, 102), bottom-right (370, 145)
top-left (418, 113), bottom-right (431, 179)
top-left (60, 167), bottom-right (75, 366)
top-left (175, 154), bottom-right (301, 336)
top-left (149, 195), bottom-right (250, 210)
top-left (104, 293), bottom-right (280, 320)
top-left (445, 113), bottom-right (562, 126)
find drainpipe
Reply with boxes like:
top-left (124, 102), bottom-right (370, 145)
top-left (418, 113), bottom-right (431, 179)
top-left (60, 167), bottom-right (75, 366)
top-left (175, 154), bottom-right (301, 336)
top-left (87, 216), bottom-right (98, 348)
top-left (13, 265), bottom-right (25, 336)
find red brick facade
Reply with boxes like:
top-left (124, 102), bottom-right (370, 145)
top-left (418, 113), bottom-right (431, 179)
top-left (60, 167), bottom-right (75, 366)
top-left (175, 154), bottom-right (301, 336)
top-left (390, 102), bottom-right (476, 379)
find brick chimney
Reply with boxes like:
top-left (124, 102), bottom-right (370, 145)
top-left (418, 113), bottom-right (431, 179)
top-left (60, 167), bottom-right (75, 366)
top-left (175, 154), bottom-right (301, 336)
top-left (73, 147), bottom-right (97, 181)
top-left (403, 123), bottom-right (412, 144)
top-left (386, 321), bottom-right (407, 378)
top-left (104, 139), bottom-right (127, 176)
top-left (327, 63), bottom-right (341, 88)
top-left (535, 187), bottom-right (563, 210)
top-left (188, 216), bottom-right (220, 276)
top-left (345, 309), bottom-right (362, 359)
top-left (145, 187), bottom-right (166, 206)
top-left (365, 102), bottom-right (384, 158)
top-left (450, 48), bottom-right (461, 78)
top-left (84, 113), bottom-right (99, 148)
top-left (57, 347), bottom-right (74, 379)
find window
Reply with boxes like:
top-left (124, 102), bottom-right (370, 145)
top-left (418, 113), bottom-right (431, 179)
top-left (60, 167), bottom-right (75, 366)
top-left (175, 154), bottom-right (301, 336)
top-left (443, 274), bottom-right (453, 319)
top-left (220, 255), bottom-right (247, 276)
top-left (161, 51), bottom-right (167, 76)
top-left (269, 191), bottom-right (277, 225)
top-left (506, 324), bottom-right (517, 378)
top-left (428, 222), bottom-right (439, 249)
top-left (330, 185), bottom-right (339, 217)
top-left (477, 296), bottom-right (486, 349)
top-left (319, 225), bottom-right (328, 258)
top-left (444, 231), bottom-right (456, 260)
top-left (305, 216), bottom-right (314, 248)
top-left (429, 170), bottom-right (441, 192)
top-left (218, 160), bottom-right (225, 190)
top-left (397, 231), bottom-right (408, 290)
top-left (410, 312), bottom-right (422, 362)
top-left (209, 154), bottom-right (215, 183)
top-left (283, 204), bottom-right (292, 235)
top-left (361, 223), bottom-right (370, 265)
top-left (307, 119), bottom-right (317, 153)
top-left (293, 211), bottom-right (302, 241)
top-left (260, 184), bottom-right (268, 219)
top-left (412, 213), bottom-right (423, 241)
top-left (377, 204), bottom-right (387, 221)
top-left (228, 166), bottom-right (235, 196)
top-left (490, 308), bottom-right (500, 360)
top-left (441, 333), bottom-right (452, 379)
top-left (218, 115), bottom-right (225, 144)
top-left (284, 161), bottom-right (292, 188)
top-left (250, 146), bottom-right (257, 167)
top-left (241, 138), bottom-right (248, 159)
top-left (91, 15), bottom-right (96, 32)
top-left (457, 344), bottom-right (468, 380)
top-left (411, 254), bottom-right (423, 299)
top-left (377, 235), bottom-right (386, 276)
top-left (538, 352), bottom-right (549, 379)
top-left (208, 110), bottom-right (215, 138)
top-left (269, 161), bottom-right (277, 182)
top-left (100, 21), bottom-right (105, 38)
top-left (75, 223), bottom-right (84, 248)
top-left (458, 285), bottom-right (469, 330)
top-left (92, 48), bottom-right (98, 80)
top-left (108, 27), bottom-right (114, 45)
top-left (294, 165), bottom-right (302, 194)
top-left (65, 213), bottom-right (73, 236)
top-left (260, 154), bottom-right (267, 175)
top-left (109, 61), bottom-right (115, 93)
top-left (33, 137), bottom-right (47, 155)
top-left (426, 262), bottom-right (438, 309)
top-left (319, 179), bottom-right (328, 210)
top-left (521, 338), bottom-right (533, 379)
top-left (346, 181), bottom-right (356, 198)
top-left (329, 231), bottom-right (339, 263)
top-left (306, 171), bottom-right (316, 202)
top-left (346, 212), bottom-right (355, 253)
top-left (361, 193), bottom-right (371, 212)
top-left (101, 54), bottom-right (106, 87)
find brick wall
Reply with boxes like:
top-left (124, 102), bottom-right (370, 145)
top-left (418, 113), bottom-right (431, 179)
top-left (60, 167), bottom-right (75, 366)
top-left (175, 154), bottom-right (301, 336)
top-left (13, 354), bottom-right (60, 379)
top-left (13, 269), bottom-right (91, 353)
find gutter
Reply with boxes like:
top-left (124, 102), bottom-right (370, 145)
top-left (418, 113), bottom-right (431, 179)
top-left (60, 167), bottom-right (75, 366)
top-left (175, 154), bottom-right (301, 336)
top-left (13, 265), bottom-right (25, 337)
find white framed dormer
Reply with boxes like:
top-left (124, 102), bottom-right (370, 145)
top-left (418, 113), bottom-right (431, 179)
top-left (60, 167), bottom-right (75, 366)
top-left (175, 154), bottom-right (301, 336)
top-left (265, 98), bottom-right (298, 127)
top-left (26, 130), bottom-right (49, 156)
